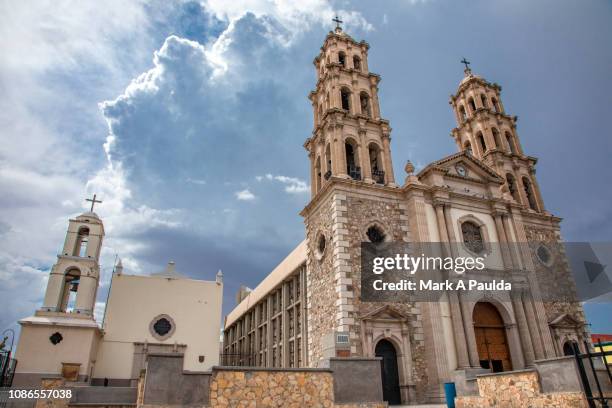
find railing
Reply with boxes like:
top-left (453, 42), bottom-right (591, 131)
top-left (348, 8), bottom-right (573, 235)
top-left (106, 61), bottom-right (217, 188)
top-left (372, 169), bottom-right (385, 184)
top-left (0, 352), bottom-right (16, 388)
top-left (572, 340), bottom-right (612, 408)
top-left (348, 166), bottom-right (361, 181)
top-left (219, 353), bottom-right (258, 367)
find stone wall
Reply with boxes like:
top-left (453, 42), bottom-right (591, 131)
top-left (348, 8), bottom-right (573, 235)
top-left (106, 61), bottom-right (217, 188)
top-left (455, 369), bottom-right (588, 408)
top-left (209, 367), bottom-right (334, 407)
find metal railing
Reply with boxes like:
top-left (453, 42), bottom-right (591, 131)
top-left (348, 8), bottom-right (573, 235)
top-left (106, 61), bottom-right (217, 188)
top-left (572, 340), bottom-right (612, 408)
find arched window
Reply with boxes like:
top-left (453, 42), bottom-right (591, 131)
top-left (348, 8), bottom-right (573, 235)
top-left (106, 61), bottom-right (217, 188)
top-left (360, 92), bottom-right (371, 117)
top-left (366, 225), bottom-right (386, 243)
top-left (340, 88), bottom-right (351, 111)
top-left (563, 341), bottom-right (578, 356)
top-left (492, 128), bottom-right (501, 150)
top-left (459, 105), bottom-right (467, 122)
top-left (315, 156), bottom-right (322, 193)
top-left (468, 97), bottom-right (476, 113)
top-left (369, 143), bottom-right (384, 184)
top-left (477, 132), bottom-right (487, 153)
top-left (324, 144), bottom-right (332, 180)
top-left (464, 141), bottom-right (473, 155)
top-left (481, 94), bottom-right (488, 109)
top-left (522, 177), bottom-right (538, 210)
top-left (353, 55), bottom-right (361, 71)
top-left (60, 268), bottom-right (81, 312)
top-left (505, 132), bottom-right (516, 154)
top-left (338, 51), bottom-right (346, 68)
top-left (462, 221), bottom-right (484, 253)
top-left (73, 227), bottom-right (89, 257)
top-left (345, 140), bottom-right (361, 180)
top-left (492, 97), bottom-right (500, 113)
top-left (506, 174), bottom-right (519, 202)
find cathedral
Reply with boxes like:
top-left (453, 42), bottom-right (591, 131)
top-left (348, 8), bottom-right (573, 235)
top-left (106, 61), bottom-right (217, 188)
top-left (222, 25), bottom-right (589, 404)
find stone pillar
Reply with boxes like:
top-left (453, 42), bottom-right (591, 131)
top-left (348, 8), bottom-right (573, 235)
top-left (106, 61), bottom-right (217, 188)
top-left (505, 323), bottom-right (526, 369)
top-left (370, 84), bottom-right (381, 119)
top-left (360, 134), bottom-right (373, 183)
top-left (381, 134), bottom-right (396, 185)
top-left (42, 268), bottom-right (64, 311)
top-left (522, 292), bottom-right (545, 360)
top-left (512, 293), bottom-right (535, 366)
top-left (434, 203), bottom-right (470, 368)
top-left (493, 212), bottom-right (512, 270)
top-left (336, 126), bottom-right (348, 177)
top-left (74, 274), bottom-right (96, 315)
top-left (460, 300), bottom-right (480, 368)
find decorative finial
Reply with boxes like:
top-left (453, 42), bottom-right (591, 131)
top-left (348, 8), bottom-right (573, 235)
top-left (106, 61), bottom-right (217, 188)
top-left (404, 160), bottom-right (415, 175)
top-left (216, 269), bottom-right (223, 285)
top-left (115, 258), bottom-right (123, 275)
top-left (460, 57), bottom-right (472, 76)
top-left (85, 193), bottom-right (103, 212)
top-left (332, 15), bottom-right (343, 32)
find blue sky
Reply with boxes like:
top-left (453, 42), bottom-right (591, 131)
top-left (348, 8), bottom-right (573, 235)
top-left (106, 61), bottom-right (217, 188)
top-left (1, 0), bottom-right (611, 344)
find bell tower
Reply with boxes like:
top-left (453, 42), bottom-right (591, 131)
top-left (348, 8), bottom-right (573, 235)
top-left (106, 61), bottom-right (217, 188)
top-left (305, 21), bottom-right (396, 197)
top-left (449, 60), bottom-right (546, 213)
top-left (13, 195), bottom-right (104, 386)
top-left (41, 195), bottom-right (105, 316)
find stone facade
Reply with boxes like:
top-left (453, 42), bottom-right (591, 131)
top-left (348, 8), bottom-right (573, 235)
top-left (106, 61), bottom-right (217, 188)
top-left (455, 370), bottom-right (588, 408)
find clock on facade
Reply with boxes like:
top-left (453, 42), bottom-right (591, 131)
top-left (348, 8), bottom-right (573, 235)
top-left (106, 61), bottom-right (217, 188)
top-left (455, 164), bottom-right (467, 177)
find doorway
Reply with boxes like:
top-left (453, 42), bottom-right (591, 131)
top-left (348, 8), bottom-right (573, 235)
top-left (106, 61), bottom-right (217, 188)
top-left (473, 302), bottom-right (512, 372)
top-left (375, 339), bottom-right (401, 405)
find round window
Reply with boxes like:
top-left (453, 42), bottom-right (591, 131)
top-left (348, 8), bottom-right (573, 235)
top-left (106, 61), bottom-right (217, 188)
top-left (366, 225), bottom-right (386, 243)
top-left (536, 244), bottom-right (552, 266)
top-left (149, 314), bottom-right (176, 340)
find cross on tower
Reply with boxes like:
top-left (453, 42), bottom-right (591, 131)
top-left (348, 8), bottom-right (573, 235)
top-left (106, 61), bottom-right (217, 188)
top-left (332, 15), bottom-right (343, 30)
top-left (85, 194), bottom-right (102, 212)
top-left (461, 57), bottom-right (471, 72)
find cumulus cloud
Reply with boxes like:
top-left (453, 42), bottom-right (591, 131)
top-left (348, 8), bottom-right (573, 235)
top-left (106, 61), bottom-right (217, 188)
top-left (235, 189), bottom-right (256, 201)
top-left (258, 174), bottom-right (309, 194)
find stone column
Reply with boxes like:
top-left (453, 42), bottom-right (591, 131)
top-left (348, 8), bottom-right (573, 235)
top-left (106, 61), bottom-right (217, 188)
top-left (360, 134), bottom-right (373, 183)
top-left (511, 292), bottom-right (535, 366)
top-left (434, 202), bottom-right (470, 368)
top-left (336, 126), bottom-right (348, 177)
top-left (493, 212), bottom-right (512, 270)
top-left (522, 292), bottom-right (545, 360)
top-left (505, 323), bottom-right (526, 369)
top-left (381, 133), bottom-right (396, 185)
top-left (460, 300), bottom-right (480, 367)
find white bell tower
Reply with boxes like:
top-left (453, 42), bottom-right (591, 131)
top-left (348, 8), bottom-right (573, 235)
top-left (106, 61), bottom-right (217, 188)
top-left (13, 195), bottom-right (105, 386)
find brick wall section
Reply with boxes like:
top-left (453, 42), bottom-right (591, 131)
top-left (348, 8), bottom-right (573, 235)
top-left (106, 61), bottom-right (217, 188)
top-left (455, 370), bottom-right (588, 408)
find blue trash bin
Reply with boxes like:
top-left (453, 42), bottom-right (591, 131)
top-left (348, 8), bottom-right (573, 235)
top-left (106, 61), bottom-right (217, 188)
top-left (444, 382), bottom-right (456, 408)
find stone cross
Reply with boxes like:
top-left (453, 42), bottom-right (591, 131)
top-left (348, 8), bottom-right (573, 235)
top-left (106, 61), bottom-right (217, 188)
top-left (86, 194), bottom-right (102, 212)
top-left (461, 57), bottom-right (471, 72)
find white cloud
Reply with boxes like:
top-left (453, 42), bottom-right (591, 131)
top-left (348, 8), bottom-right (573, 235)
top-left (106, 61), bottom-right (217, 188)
top-left (260, 174), bottom-right (310, 194)
top-left (235, 189), bottom-right (256, 201)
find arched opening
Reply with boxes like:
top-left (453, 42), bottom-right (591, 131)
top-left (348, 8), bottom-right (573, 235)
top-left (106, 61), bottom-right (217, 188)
top-left (506, 174), bottom-right (519, 202)
top-left (464, 141), bottom-right (473, 155)
top-left (522, 177), bottom-right (538, 211)
top-left (368, 143), bottom-right (384, 184)
top-left (563, 340), bottom-right (579, 356)
top-left (473, 302), bottom-right (512, 372)
top-left (481, 94), bottom-right (488, 109)
top-left (477, 132), bottom-right (487, 154)
top-left (315, 156), bottom-right (322, 193)
top-left (324, 144), bottom-right (332, 180)
top-left (375, 339), bottom-right (401, 405)
top-left (459, 105), bottom-right (467, 122)
top-left (461, 221), bottom-right (484, 253)
top-left (340, 88), bottom-right (351, 112)
top-left (73, 227), bottom-right (90, 257)
top-left (345, 140), bottom-right (361, 180)
top-left (492, 128), bottom-right (501, 150)
top-left (60, 268), bottom-right (81, 312)
top-left (353, 55), bottom-right (361, 71)
top-left (338, 51), bottom-right (346, 68)
top-left (367, 225), bottom-right (386, 243)
top-left (505, 132), bottom-right (516, 154)
top-left (468, 97), bottom-right (476, 113)
top-left (492, 97), bottom-right (500, 113)
top-left (360, 92), bottom-right (371, 117)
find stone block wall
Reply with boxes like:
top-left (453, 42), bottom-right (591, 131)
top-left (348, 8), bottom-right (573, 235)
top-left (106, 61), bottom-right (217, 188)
top-left (455, 369), bottom-right (588, 408)
top-left (209, 367), bottom-right (334, 407)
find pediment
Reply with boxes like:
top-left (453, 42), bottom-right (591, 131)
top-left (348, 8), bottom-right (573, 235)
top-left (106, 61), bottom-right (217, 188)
top-left (549, 313), bottom-right (581, 328)
top-left (418, 152), bottom-right (504, 185)
top-left (360, 305), bottom-right (408, 321)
